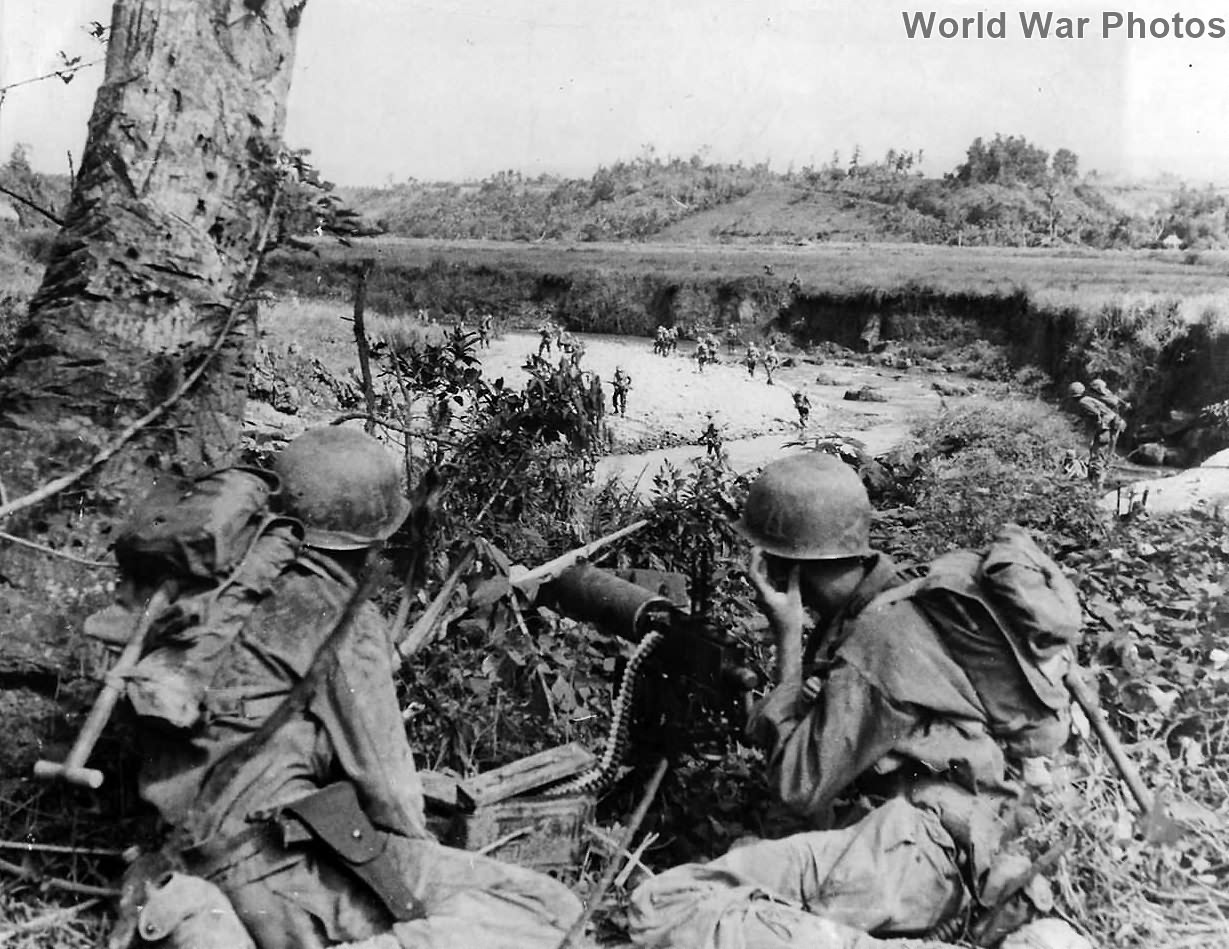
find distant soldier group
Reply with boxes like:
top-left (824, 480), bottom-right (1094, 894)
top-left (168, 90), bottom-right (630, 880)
top-left (653, 325), bottom-right (679, 356)
top-left (1065, 378), bottom-right (1130, 487)
top-left (742, 337), bottom-right (782, 384)
top-left (694, 334), bottom-right (721, 372)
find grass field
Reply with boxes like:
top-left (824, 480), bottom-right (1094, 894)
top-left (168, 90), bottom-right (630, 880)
top-left (296, 236), bottom-right (1229, 313)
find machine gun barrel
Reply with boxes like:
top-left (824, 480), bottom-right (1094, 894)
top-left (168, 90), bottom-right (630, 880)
top-left (541, 564), bottom-right (754, 687)
top-left (539, 564), bottom-right (675, 641)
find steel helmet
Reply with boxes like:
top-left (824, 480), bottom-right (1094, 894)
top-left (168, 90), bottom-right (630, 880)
top-left (273, 427), bottom-right (411, 550)
top-left (1067, 382), bottom-right (1085, 398)
top-left (1089, 378), bottom-right (1109, 393)
top-left (734, 453), bottom-right (871, 560)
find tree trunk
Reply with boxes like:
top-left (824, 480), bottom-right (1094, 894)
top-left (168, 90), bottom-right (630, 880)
top-left (3, 0), bottom-right (304, 471)
top-left (0, 0), bottom-right (305, 769)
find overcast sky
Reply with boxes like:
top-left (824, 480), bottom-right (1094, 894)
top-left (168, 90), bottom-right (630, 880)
top-left (2, 0), bottom-right (1227, 186)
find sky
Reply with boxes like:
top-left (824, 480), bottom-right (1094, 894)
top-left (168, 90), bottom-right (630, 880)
top-left (1, 0), bottom-right (1227, 187)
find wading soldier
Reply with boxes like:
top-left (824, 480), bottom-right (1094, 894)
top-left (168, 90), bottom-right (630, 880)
top-left (792, 390), bottom-right (811, 429)
top-left (745, 343), bottom-right (760, 378)
top-left (630, 453), bottom-right (1079, 949)
top-left (699, 414), bottom-right (723, 458)
top-left (612, 366), bottom-right (632, 416)
top-left (763, 343), bottom-right (780, 385)
top-left (1067, 381), bottom-right (1119, 487)
top-left (1088, 378), bottom-right (1129, 456)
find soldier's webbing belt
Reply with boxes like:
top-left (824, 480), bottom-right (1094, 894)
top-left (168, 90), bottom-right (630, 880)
top-left (278, 782), bottom-right (425, 922)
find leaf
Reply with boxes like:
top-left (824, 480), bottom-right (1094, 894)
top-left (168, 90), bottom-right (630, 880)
top-left (1143, 684), bottom-right (1178, 715)
top-left (464, 675), bottom-right (491, 697)
top-left (469, 575), bottom-right (510, 609)
top-left (1166, 796), bottom-right (1223, 829)
top-left (1085, 596), bottom-right (1119, 628)
top-left (1139, 794), bottom-right (1189, 846)
top-left (550, 674), bottom-right (577, 711)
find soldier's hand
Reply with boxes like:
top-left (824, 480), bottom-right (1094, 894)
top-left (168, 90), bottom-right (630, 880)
top-left (748, 549), bottom-right (805, 648)
top-left (801, 676), bottom-right (823, 703)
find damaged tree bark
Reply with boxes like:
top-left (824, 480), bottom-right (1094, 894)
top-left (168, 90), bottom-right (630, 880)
top-left (0, 0), bottom-right (307, 762)
top-left (2, 0), bottom-right (305, 473)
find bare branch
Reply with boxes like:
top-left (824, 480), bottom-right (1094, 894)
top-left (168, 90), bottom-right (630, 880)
top-left (0, 183), bottom-right (64, 227)
top-left (0, 530), bottom-right (114, 568)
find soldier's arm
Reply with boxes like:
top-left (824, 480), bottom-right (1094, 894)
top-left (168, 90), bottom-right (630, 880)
top-left (747, 663), bottom-right (916, 821)
top-left (313, 609), bottom-right (430, 839)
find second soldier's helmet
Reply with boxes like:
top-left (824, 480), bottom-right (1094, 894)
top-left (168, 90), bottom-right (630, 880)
top-left (734, 453), bottom-right (871, 560)
top-left (1067, 382), bottom-right (1086, 398)
top-left (273, 427), bottom-right (411, 550)
top-left (1089, 378), bottom-right (1110, 394)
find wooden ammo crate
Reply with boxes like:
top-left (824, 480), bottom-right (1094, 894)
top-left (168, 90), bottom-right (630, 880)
top-left (455, 792), bottom-right (595, 871)
top-left (422, 742), bottom-right (598, 872)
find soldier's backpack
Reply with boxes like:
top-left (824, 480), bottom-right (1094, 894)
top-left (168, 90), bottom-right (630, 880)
top-left (114, 467), bottom-right (289, 583)
top-left (870, 524), bottom-right (1082, 758)
top-left (89, 467), bottom-right (304, 728)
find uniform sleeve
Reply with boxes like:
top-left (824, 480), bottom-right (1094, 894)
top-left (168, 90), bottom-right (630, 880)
top-left (312, 609), bottom-right (430, 840)
top-left (746, 663), bottom-right (920, 823)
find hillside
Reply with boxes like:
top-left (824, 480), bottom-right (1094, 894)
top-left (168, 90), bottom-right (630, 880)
top-left (337, 150), bottom-right (1229, 251)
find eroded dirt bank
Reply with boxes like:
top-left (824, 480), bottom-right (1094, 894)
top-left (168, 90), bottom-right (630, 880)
top-left (267, 243), bottom-right (1229, 457)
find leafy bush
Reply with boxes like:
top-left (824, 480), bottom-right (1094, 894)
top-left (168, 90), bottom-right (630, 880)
top-left (912, 397), bottom-right (1082, 468)
top-left (604, 456), bottom-right (752, 619)
top-left (1024, 511), bottom-right (1229, 948)
top-left (902, 398), bottom-right (1103, 554)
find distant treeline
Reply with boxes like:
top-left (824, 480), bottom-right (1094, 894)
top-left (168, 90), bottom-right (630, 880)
top-left (3, 137), bottom-right (1226, 251)
top-left (333, 137), bottom-right (1229, 250)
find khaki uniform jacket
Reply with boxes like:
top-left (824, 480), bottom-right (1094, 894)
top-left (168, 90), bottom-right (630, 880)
top-left (746, 554), bottom-right (1011, 824)
top-left (137, 552), bottom-right (428, 848)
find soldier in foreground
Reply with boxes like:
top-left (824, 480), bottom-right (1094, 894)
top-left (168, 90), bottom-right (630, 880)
top-left (629, 453), bottom-right (1080, 949)
top-left (113, 428), bottom-right (579, 949)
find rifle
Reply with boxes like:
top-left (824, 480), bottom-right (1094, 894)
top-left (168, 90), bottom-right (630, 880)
top-left (510, 519), bottom-right (648, 592)
top-left (1065, 668), bottom-right (1152, 812)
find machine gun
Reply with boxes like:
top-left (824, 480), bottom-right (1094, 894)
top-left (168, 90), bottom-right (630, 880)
top-left (535, 563), bottom-right (759, 796)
